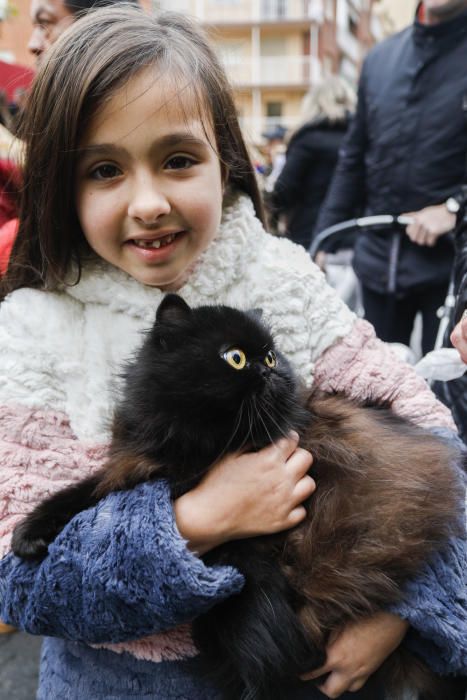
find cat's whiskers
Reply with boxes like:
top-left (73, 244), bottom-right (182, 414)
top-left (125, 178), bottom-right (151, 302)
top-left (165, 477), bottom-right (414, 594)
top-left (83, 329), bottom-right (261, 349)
top-left (251, 395), bottom-right (276, 447)
top-left (256, 395), bottom-right (291, 442)
top-left (209, 397), bottom-right (250, 467)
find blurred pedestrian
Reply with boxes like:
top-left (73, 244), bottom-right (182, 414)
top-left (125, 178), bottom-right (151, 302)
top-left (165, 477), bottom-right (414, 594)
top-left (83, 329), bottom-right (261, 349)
top-left (433, 199), bottom-right (467, 441)
top-left (262, 124), bottom-right (287, 193)
top-left (28, 0), bottom-right (138, 67)
top-left (271, 76), bottom-right (355, 249)
top-left (451, 311), bottom-right (467, 362)
top-left (316, 0), bottom-right (467, 355)
top-left (262, 124), bottom-right (287, 233)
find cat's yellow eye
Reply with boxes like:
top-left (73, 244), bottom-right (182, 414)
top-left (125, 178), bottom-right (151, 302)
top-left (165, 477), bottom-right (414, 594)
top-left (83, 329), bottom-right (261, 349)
top-left (223, 348), bottom-right (247, 370)
top-left (264, 350), bottom-right (277, 368)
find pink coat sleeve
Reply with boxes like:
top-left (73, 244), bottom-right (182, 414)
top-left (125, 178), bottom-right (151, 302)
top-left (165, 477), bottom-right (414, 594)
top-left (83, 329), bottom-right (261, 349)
top-left (313, 318), bottom-right (456, 430)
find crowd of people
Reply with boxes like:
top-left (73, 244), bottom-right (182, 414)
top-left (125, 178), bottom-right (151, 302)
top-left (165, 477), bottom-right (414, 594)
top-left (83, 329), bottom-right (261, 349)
top-left (0, 1), bottom-right (465, 699)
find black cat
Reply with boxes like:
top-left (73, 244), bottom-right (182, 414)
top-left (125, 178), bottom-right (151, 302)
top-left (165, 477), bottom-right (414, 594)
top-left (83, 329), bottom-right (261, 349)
top-left (12, 294), bottom-right (463, 700)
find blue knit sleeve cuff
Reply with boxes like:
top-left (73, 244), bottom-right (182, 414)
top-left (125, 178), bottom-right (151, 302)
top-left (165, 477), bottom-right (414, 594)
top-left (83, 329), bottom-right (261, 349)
top-left (0, 480), bottom-right (244, 643)
top-left (389, 426), bottom-right (466, 674)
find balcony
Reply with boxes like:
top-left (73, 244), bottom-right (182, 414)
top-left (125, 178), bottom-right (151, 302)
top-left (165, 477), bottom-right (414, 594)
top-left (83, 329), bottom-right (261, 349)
top-left (154, 0), bottom-right (324, 24)
top-left (222, 54), bottom-right (322, 87)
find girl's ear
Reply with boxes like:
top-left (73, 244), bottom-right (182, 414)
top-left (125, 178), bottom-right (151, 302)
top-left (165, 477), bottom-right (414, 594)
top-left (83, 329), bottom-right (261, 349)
top-left (156, 294), bottom-right (192, 325)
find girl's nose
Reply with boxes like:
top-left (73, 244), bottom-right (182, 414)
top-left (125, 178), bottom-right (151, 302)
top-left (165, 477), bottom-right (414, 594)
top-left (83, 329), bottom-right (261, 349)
top-left (127, 179), bottom-right (171, 225)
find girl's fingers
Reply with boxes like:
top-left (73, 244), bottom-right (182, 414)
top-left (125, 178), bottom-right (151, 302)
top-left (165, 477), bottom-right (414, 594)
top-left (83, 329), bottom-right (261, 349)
top-left (272, 431), bottom-right (300, 459)
top-left (318, 672), bottom-right (349, 698)
top-left (293, 475), bottom-right (316, 504)
top-left (300, 663), bottom-right (330, 681)
top-left (286, 447), bottom-right (313, 477)
top-left (287, 505), bottom-right (307, 526)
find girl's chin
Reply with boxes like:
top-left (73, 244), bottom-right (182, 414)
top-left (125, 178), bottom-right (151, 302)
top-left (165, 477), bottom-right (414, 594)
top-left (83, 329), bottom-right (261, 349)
top-left (133, 269), bottom-right (191, 291)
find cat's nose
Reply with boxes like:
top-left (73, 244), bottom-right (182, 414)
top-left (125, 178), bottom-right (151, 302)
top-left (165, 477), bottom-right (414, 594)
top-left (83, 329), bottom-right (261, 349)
top-left (256, 365), bottom-right (269, 378)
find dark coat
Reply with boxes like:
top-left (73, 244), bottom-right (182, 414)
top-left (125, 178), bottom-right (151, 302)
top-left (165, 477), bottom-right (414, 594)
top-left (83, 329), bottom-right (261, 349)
top-left (315, 10), bottom-right (467, 295)
top-left (270, 117), bottom-right (349, 248)
top-left (433, 223), bottom-right (467, 444)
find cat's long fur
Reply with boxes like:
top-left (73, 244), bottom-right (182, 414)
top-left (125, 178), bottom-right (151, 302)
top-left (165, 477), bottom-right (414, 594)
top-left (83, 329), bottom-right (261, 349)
top-left (12, 294), bottom-right (464, 700)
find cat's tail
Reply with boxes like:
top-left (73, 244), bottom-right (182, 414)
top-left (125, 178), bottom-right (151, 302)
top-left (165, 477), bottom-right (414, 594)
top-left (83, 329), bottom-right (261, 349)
top-left (193, 563), bottom-right (324, 700)
top-left (377, 648), bottom-right (462, 700)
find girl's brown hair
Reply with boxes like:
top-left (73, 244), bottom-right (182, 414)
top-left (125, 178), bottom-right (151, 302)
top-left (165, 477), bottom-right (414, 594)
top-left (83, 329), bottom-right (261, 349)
top-left (1, 5), bottom-right (264, 298)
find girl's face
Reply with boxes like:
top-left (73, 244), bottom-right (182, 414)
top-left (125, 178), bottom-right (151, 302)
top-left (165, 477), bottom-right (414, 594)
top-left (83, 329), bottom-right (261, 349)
top-left (75, 68), bottom-right (224, 290)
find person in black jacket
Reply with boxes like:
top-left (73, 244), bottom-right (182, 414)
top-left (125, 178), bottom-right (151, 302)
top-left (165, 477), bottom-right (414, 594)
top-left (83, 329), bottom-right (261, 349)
top-left (315, 0), bottom-right (467, 355)
top-left (433, 207), bottom-right (467, 442)
top-left (270, 77), bottom-right (355, 249)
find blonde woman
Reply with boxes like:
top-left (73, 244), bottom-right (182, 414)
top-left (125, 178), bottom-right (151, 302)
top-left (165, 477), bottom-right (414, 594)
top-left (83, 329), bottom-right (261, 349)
top-left (271, 76), bottom-right (355, 248)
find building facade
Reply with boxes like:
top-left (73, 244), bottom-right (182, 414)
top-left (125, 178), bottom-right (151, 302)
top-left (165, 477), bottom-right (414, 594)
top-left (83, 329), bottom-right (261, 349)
top-left (154, 0), bottom-right (387, 140)
top-left (0, 0), bottom-right (400, 138)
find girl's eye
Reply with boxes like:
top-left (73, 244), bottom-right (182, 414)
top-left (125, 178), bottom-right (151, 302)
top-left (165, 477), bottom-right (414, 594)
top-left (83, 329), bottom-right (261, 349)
top-left (222, 348), bottom-right (247, 370)
top-left (264, 350), bottom-right (277, 368)
top-left (165, 155), bottom-right (196, 170)
top-left (90, 164), bottom-right (121, 180)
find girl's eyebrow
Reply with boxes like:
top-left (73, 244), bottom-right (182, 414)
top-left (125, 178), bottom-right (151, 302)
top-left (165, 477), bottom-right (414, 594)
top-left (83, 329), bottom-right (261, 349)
top-left (77, 132), bottom-right (209, 159)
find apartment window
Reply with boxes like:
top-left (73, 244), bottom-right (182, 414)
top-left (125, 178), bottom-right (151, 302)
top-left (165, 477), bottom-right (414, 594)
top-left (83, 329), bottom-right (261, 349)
top-left (261, 0), bottom-right (286, 20)
top-left (266, 102), bottom-right (283, 119)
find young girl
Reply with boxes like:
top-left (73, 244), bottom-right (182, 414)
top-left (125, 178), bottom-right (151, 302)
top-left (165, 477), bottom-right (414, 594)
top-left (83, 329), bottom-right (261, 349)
top-left (0, 7), bottom-right (465, 699)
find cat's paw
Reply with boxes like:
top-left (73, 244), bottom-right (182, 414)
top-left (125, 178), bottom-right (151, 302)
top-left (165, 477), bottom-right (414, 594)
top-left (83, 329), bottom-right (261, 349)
top-left (11, 522), bottom-right (50, 561)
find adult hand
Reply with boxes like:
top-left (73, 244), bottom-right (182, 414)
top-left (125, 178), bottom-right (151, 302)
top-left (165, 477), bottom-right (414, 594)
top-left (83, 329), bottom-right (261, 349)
top-left (314, 251), bottom-right (327, 272)
top-left (174, 432), bottom-right (314, 554)
top-left (402, 204), bottom-right (456, 247)
top-left (300, 612), bottom-right (409, 698)
top-left (451, 310), bottom-right (467, 364)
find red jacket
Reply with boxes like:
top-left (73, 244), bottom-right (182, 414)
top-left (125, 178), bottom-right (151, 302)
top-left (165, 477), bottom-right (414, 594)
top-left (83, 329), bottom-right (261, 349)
top-left (0, 217), bottom-right (18, 275)
top-left (0, 158), bottom-right (21, 274)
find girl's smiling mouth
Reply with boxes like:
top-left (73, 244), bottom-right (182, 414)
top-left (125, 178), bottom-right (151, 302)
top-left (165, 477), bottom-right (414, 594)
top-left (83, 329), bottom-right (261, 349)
top-left (130, 231), bottom-right (184, 249)
top-left (125, 230), bottom-right (187, 260)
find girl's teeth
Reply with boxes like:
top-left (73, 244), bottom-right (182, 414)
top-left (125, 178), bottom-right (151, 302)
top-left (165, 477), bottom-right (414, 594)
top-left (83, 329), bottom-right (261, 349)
top-left (134, 234), bottom-right (176, 249)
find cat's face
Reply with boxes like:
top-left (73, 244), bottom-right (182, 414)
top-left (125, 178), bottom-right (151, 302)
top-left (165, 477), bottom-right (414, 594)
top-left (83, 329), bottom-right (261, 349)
top-left (136, 294), bottom-right (301, 450)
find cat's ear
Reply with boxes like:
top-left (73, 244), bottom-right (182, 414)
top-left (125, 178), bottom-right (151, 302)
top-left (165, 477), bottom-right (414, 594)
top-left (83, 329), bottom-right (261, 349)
top-left (248, 307), bottom-right (263, 321)
top-left (156, 294), bottom-right (192, 325)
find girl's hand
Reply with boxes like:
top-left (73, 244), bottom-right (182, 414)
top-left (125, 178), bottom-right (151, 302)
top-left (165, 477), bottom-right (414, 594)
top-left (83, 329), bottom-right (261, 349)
top-left (300, 612), bottom-right (409, 698)
top-left (451, 310), bottom-right (467, 364)
top-left (174, 432), bottom-right (314, 554)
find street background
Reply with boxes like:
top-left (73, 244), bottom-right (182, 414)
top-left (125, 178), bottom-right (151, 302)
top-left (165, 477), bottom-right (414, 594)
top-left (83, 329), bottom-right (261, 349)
top-left (0, 632), bottom-right (41, 699)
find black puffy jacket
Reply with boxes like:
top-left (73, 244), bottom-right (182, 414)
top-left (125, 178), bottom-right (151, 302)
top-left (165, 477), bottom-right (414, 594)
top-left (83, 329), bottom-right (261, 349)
top-left (270, 117), bottom-right (349, 249)
top-left (315, 9), bottom-right (467, 295)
